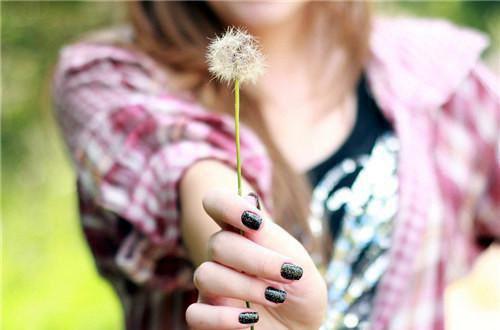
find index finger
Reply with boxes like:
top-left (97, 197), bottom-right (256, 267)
top-left (202, 189), bottom-right (307, 258)
top-left (202, 189), bottom-right (266, 234)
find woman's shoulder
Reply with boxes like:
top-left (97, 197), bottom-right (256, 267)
top-left (58, 25), bottom-right (146, 65)
top-left (55, 28), bottom-right (169, 94)
top-left (367, 16), bottom-right (494, 111)
top-left (370, 16), bottom-right (489, 60)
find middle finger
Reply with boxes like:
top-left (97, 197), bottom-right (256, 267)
top-left (208, 230), bottom-right (304, 282)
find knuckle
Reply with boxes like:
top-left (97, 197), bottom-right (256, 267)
top-left (208, 231), bottom-right (237, 261)
top-left (253, 249), bottom-right (275, 277)
top-left (217, 202), bottom-right (233, 224)
top-left (185, 304), bottom-right (197, 325)
top-left (246, 279), bottom-right (264, 302)
top-left (207, 231), bottom-right (224, 260)
top-left (193, 262), bottom-right (213, 291)
top-left (202, 189), bottom-right (235, 224)
top-left (256, 255), bottom-right (271, 277)
top-left (217, 310), bottom-right (233, 328)
top-left (201, 192), bottom-right (213, 213)
top-left (201, 189), bottom-right (220, 217)
top-left (202, 188), bottom-right (226, 210)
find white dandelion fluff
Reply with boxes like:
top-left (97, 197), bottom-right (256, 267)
top-left (206, 27), bottom-right (265, 84)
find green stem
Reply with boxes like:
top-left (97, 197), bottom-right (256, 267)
top-left (235, 79), bottom-right (254, 330)
top-left (234, 79), bottom-right (242, 196)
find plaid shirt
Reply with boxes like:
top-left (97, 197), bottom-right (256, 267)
top-left (53, 18), bottom-right (500, 330)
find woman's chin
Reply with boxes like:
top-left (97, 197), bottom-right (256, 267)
top-left (208, 1), bottom-right (308, 29)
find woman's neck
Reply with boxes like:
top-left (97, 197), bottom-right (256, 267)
top-left (243, 11), bottom-right (358, 172)
top-left (247, 12), bottom-right (312, 104)
top-left (247, 9), bottom-right (352, 119)
top-left (252, 13), bottom-right (307, 69)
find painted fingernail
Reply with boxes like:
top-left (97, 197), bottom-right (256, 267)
top-left (241, 210), bottom-right (262, 230)
top-left (239, 311), bottom-right (259, 324)
top-left (265, 287), bottom-right (287, 304)
top-left (281, 263), bottom-right (303, 280)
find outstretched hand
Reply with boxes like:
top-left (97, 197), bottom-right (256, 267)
top-left (186, 189), bottom-right (327, 330)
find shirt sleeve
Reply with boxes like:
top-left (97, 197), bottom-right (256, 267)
top-left (53, 43), bottom-right (272, 289)
top-left (471, 63), bottom-right (500, 240)
top-left (443, 62), bottom-right (500, 241)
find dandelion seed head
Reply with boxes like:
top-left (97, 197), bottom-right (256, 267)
top-left (206, 27), bottom-right (265, 84)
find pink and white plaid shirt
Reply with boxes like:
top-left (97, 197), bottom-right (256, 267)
top-left (53, 18), bottom-right (500, 330)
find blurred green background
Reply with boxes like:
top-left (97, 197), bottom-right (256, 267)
top-left (2, 1), bottom-right (499, 329)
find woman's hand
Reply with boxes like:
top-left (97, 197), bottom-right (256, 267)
top-left (186, 189), bottom-right (327, 330)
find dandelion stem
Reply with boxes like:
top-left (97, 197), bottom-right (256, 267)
top-left (234, 79), bottom-right (254, 330)
top-left (234, 79), bottom-right (242, 197)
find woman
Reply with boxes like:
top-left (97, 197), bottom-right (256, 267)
top-left (53, 2), bottom-right (499, 329)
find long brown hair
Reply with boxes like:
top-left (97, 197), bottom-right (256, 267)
top-left (128, 1), bottom-right (371, 256)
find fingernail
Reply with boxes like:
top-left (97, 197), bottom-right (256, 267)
top-left (241, 210), bottom-right (262, 230)
top-left (281, 263), bottom-right (303, 280)
top-left (246, 192), bottom-right (261, 210)
top-left (265, 287), bottom-right (287, 304)
top-left (239, 311), bottom-right (259, 324)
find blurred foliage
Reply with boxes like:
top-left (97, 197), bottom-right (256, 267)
top-left (1, 1), bottom-right (499, 330)
top-left (2, 2), bottom-right (124, 329)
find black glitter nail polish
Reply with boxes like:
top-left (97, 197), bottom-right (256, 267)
top-left (281, 263), bottom-right (303, 280)
top-left (241, 210), bottom-right (262, 230)
top-left (265, 287), bottom-right (287, 304)
top-left (239, 312), bottom-right (259, 324)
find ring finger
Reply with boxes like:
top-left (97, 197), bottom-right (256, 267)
top-left (208, 230), bottom-right (304, 283)
top-left (194, 261), bottom-right (288, 307)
